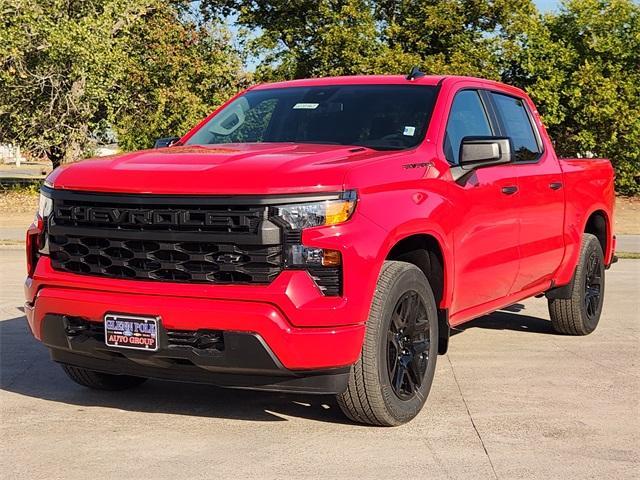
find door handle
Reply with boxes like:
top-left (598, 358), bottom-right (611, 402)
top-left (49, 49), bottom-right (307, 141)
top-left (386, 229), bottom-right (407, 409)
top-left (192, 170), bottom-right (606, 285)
top-left (501, 186), bottom-right (518, 195)
top-left (549, 182), bottom-right (563, 190)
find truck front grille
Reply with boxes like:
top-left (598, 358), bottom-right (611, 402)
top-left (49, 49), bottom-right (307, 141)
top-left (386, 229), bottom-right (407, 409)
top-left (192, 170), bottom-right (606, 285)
top-left (43, 188), bottom-right (343, 294)
top-left (46, 191), bottom-right (283, 285)
top-left (49, 235), bottom-right (281, 283)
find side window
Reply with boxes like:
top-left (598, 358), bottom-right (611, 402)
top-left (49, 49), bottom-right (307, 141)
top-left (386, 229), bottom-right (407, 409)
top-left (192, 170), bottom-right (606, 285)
top-left (491, 93), bottom-right (541, 162)
top-left (444, 90), bottom-right (493, 164)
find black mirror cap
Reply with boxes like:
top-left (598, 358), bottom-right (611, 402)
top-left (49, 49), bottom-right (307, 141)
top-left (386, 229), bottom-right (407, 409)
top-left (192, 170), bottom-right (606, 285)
top-left (459, 136), bottom-right (512, 169)
top-left (153, 136), bottom-right (180, 149)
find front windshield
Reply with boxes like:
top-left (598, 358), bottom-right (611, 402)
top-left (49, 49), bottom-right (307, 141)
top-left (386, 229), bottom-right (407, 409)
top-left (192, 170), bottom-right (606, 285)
top-left (185, 85), bottom-right (438, 151)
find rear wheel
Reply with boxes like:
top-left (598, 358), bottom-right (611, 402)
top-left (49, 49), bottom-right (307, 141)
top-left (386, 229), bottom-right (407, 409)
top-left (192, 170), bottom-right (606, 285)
top-left (61, 364), bottom-right (147, 390)
top-left (337, 261), bottom-right (438, 426)
top-left (548, 233), bottom-right (605, 335)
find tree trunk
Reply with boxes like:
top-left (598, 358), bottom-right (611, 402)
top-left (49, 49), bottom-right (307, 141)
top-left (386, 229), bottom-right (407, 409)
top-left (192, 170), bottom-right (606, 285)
top-left (46, 146), bottom-right (65, 169)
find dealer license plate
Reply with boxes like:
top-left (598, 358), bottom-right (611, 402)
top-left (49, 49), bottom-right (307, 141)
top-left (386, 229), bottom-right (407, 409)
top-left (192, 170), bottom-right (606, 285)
top-left (104, 314), bottom-right (159, 351)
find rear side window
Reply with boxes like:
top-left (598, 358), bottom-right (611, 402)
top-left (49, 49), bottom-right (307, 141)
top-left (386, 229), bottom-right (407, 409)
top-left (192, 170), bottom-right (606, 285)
top-left (444, 90), bottom-right (492, 164)
top-left (491, 93), bottom-right (541, 162)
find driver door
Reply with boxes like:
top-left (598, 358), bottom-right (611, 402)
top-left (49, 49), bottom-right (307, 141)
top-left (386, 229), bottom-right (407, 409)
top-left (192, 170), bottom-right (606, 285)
top-left (444, 89), bottom-right (521, 318)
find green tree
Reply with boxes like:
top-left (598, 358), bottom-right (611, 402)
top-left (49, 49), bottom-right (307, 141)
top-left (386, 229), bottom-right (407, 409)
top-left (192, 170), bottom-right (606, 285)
top-left (202, 0), bottom-right (408, 80)
top-left (110, 6), bottom-right (243, 151)
top-left (201, 0), bottom-right (539, 79)
top-left (375, 0), bottom-right (538, 78)
top-left (0, 0), bottom-right (242, 167)
top-left (502, 0), bottom-right (640, 195)
top-left (2, 0), bottom-right (638, 193)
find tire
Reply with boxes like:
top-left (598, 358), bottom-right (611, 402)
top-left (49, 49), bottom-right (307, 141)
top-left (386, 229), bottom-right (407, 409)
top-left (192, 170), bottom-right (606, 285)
top-left (61, 364), bottom-right (147, 391)
top-left (337, 261), bottom-right (439, 426)
top-left (548, 233), bottom-right (605, 335)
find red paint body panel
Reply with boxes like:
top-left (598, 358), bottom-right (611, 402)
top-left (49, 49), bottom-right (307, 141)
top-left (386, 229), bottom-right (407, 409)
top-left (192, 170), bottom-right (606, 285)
top-left (46, 143), bottom-right (390, 195)
top-left (26, 287), bottom-right (365, 370)
top-left (27, 75), bottom-right (616, 375)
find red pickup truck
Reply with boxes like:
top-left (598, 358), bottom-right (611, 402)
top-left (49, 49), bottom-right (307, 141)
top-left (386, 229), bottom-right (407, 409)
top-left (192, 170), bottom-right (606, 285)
top-left (25, 73), bottom-right (616, 426)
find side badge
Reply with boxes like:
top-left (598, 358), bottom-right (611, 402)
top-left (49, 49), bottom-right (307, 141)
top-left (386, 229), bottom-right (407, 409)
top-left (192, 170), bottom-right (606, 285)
top-left (402, 162), bottom-right (433, 170)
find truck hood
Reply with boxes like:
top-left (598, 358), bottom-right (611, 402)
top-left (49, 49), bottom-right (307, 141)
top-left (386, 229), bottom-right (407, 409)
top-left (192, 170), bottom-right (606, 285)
top-left (47, 143), bottom-right (392, 195)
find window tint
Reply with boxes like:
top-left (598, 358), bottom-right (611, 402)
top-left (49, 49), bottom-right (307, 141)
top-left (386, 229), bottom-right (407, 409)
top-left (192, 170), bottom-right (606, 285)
top-left (444, 90), bottom-right (492, 164)
top-left (186, 85), bottom-right (438, 151)
top-left (203, 98), bottom-right (277, 144)
top-left (491, 93), bottom-right (540, 161)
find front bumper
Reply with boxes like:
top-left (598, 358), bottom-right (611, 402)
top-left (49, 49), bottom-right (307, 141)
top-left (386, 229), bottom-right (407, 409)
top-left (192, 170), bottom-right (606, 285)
top-left (26, 282), bottom-right (365, 370)
top-left (24, 208), bottom-right (389, 393)
top-left (40, 314), bottom-right (350, 394)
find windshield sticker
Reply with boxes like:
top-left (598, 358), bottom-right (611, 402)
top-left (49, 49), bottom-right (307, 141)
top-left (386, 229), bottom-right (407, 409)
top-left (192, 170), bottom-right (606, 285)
top-left (403, 126), bottom-right (416, 136)
top-left (293, 103), bottom-right (320, 110)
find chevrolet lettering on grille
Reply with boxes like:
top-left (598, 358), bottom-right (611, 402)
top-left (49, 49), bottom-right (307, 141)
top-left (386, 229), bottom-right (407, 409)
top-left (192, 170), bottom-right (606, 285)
top-left (55, 206), bottom-right (247, 228)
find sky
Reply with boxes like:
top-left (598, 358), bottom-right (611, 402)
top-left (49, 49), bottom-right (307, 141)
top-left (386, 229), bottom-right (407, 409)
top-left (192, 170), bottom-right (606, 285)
top-left (534, 0), bottom-right (561, 12)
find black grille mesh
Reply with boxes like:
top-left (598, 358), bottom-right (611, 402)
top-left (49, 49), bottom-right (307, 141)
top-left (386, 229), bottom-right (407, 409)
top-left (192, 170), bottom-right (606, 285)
top-left (49, 235), bottom-right (282, 284)
top-left (64, 317), bottom-right (224, 351)
top-left (308, 267), bottom-right (342, 296)
top-left (45, 192), bottom-right (342, 294)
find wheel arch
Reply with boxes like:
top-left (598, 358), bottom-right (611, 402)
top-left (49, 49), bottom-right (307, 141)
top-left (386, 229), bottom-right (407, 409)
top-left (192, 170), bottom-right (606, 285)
top-left (384, 232), bottom-right (452, 354)
top-left (548, 207), bottom-right (612, 299)
top-left (583, 209), bottom-right (610, 258)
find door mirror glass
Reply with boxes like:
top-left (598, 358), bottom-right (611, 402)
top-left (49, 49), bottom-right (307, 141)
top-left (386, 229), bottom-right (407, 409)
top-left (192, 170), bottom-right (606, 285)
top-left (459, 136), bottom-right (512, 169)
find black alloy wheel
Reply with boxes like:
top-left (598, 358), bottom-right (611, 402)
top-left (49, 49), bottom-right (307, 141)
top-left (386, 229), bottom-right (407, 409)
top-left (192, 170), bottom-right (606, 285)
top-left (387, 291), bottom-right (430, 400)
top-left (548, 233), bottom-right (606, 336)
top-left (584, 251), bottom-right (603, 322)
top-left (337, 261), bottom-right (439, 426)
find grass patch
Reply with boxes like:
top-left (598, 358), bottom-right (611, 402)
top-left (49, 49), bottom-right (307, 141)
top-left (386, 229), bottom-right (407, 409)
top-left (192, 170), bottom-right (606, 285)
top-left (0, 182), bottom-right (42, 195)
top-left (0, 239), bottom-right (24, 246)
top-left (0, 186), bottom-right (40, 216)
top-left (616, 252), bottom-right (640, 259)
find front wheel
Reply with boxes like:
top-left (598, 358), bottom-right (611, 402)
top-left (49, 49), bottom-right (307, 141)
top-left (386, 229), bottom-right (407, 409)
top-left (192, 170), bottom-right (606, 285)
top-left (337, 261), bottom-right (438, 426)
top-left (548, 233), bottom-right (605, 335)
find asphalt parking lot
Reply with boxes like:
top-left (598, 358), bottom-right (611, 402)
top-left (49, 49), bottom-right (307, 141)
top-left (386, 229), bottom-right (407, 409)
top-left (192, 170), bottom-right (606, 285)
top-left (1, 247), bottom-right (638, 479)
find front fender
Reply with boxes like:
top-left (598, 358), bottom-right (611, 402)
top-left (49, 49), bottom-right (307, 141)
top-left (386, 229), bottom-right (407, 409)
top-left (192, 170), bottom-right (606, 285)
top-left (357, 179), bottom-right (456, 310)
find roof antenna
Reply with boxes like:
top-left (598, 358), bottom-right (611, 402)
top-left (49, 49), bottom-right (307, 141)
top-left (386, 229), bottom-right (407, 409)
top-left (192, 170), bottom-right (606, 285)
top-left (406, 66), bottom-right (426, 81)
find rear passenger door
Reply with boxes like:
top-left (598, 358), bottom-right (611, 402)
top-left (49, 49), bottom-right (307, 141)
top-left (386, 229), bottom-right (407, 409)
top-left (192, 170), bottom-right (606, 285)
top-left (445, 89), bottom-right (521, 316)
top-left (489, 92), bottom-right (565, 292)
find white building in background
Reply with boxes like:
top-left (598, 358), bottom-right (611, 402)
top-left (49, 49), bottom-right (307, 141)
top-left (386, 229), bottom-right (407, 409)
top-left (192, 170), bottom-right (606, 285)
top-left (0, 144), bottom-right (25, 166)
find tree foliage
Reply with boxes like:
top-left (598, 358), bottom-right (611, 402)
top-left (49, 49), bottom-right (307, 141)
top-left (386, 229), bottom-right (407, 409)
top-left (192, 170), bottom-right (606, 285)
top-left (0, 0), bottom-right (638, 193)
top-left (202, 0), bottom-right (639, 194)
top-left (502, 0), bottom-right (640, 194)
top-left (111, 5), bottom-right (243, 151)
top-left (0, 0), bottom-right (242, 166)
top-left (202, 0), bottom-right (395, 79)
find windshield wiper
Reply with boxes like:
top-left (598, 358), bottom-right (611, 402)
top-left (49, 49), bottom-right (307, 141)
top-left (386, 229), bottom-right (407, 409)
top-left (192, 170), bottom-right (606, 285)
top-left (354, 144), bottom-right (406, 151)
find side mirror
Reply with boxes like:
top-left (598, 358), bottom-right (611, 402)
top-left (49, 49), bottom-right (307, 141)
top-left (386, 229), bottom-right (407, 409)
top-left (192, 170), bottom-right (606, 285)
top-left (459, 136), bottom-right (512, 169)
top-left (154, 136), bottom-right (180, 149)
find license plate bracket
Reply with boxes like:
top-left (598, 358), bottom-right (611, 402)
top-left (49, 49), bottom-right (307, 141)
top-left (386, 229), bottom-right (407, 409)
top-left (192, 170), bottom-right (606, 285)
top-left (104, 314), bottom-right (159, 352)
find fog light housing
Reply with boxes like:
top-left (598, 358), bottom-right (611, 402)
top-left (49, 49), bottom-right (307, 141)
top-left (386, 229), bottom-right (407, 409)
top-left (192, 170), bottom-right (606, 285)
top-left (285, 245), bottom-right (342, 267)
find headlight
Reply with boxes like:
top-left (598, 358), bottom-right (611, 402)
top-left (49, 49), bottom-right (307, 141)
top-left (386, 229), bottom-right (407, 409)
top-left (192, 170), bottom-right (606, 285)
top-left (274, 192), bottom-right (357, 230)
top-left (38, 192), bottom-right (53, 219)
top-left (31, 191), bottom-right (53, 261)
